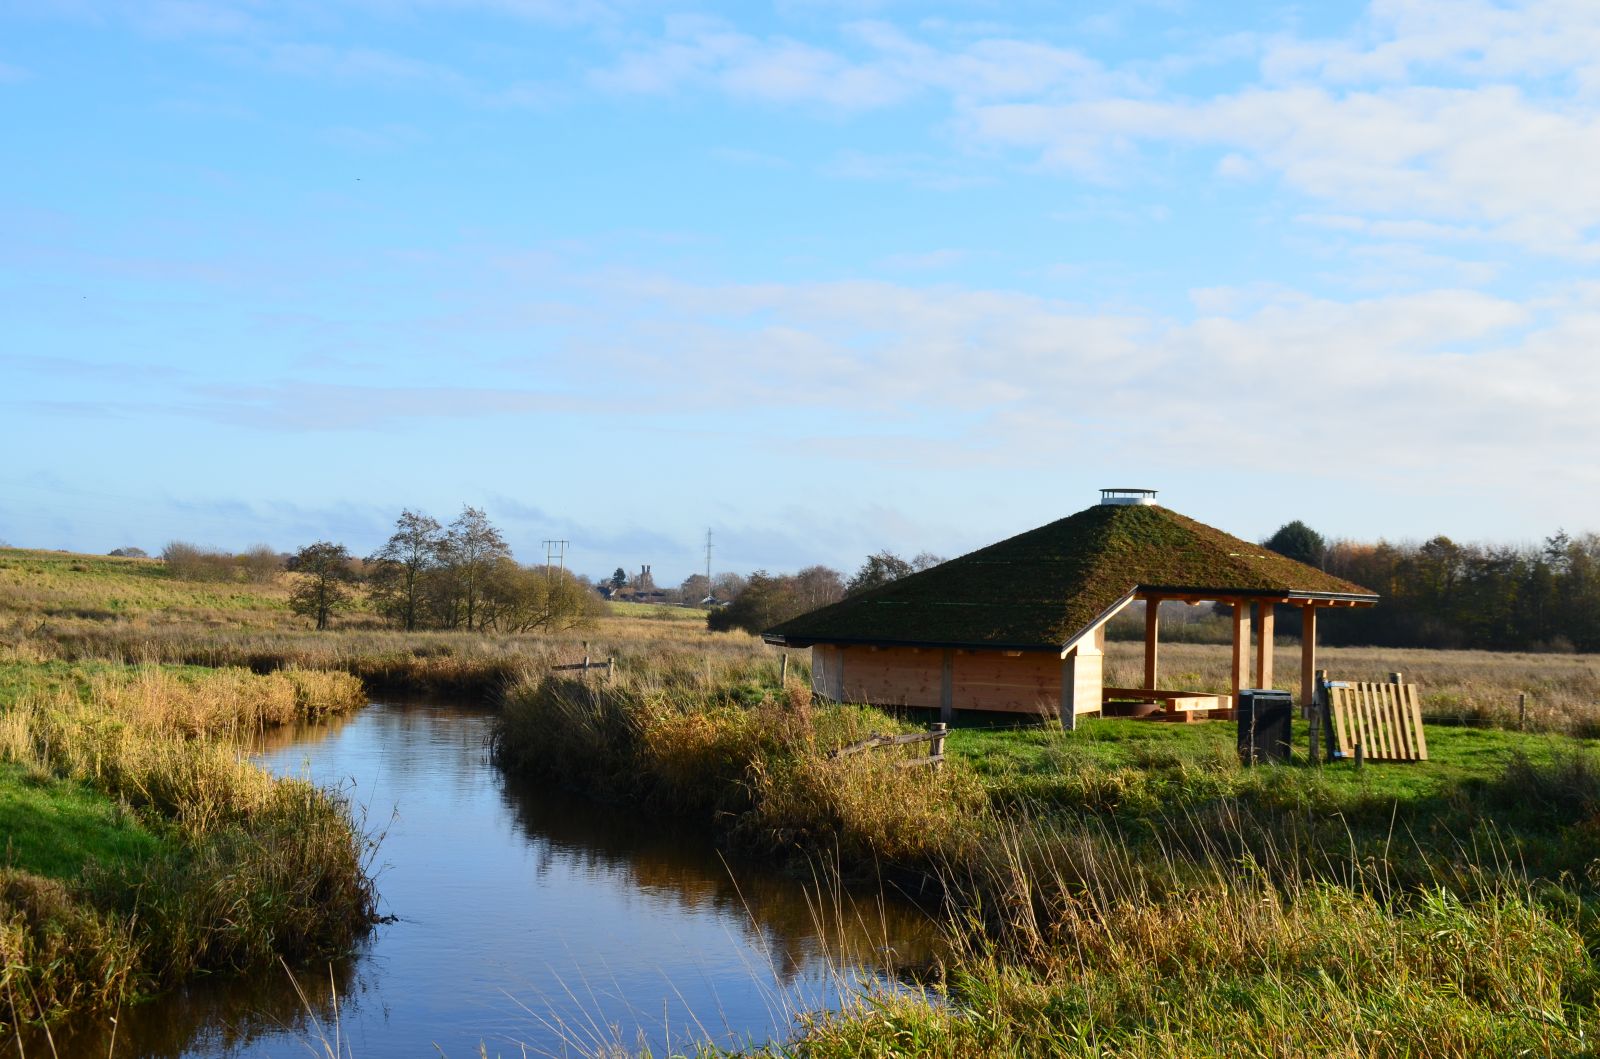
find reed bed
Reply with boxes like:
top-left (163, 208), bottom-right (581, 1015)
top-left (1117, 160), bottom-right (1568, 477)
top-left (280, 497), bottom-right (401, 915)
top-left (494, 649), bottom-right (982, 874)
top-left (0, 665), bottom-right (375, 1031)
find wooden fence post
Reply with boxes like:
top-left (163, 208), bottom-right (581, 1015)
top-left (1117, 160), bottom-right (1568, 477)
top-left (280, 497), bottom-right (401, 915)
top-left (931, 722), bottom-right (947, 771)
top-left (780, 652), bottom-right (789, 686)
top-left (607, 656), bottom-right (615, 682)
top-left (1519, 692), bottom-right (1527, 730)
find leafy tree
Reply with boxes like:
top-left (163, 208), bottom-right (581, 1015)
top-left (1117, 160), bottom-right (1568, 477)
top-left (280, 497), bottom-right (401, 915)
top-left (108, 546), bottom-right (148, 558)
top-left (441, 506), bottom-right (510, 632)
top-left (288, 541), bottom-right (354, 631)
top-left (846, 551), bottom-right (915, 596)
top-left (679, 573), bottom-right (712, 605)
top-left (707, 571), bottom-right (805, 634)
top-left (1263, 521), bottom-right (1327, 568)
top-left (367, 510), bottom-right (444, 631)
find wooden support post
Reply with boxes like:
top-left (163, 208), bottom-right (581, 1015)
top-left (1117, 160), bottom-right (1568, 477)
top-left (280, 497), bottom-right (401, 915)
top-left (1254, 603), bottom-right (1275, 690)
top-left (931, 722), bottom-right (947, 770)
top-left (607, 656), bottom-right (615, 682)
top-left (1059, 651), bottom-right (1079, 732)
top-left (1300, 606), bottom-right (1317, 715)
top-left (780, 651), bottom-right (789, 686)
top-left (1230, 602), bottom-right (1250, 709)
top-left (1143, 598), bottom-right (1160, 692)
top-left (1312, 668), bottom-right (1328, 764)
top-left (939, 649), bottom-right (954, 724)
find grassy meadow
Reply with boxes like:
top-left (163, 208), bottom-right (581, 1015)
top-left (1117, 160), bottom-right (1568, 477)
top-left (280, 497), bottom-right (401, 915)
top-left (7, 545), bottom-right (1600, 1053)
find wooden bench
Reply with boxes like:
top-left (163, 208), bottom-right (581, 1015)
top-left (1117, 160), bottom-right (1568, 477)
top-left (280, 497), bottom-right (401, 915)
top-left (1103, 687), bottom-right (1227, 722)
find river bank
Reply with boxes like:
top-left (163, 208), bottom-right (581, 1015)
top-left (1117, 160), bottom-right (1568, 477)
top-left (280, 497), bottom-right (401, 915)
top-left (0, 662), bottom-right (374, 1033)
top-left (493, 649), bottom-right (1600, 1056)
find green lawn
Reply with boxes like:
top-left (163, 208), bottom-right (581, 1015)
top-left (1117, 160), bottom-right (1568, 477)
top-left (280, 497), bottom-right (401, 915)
top-left (947, 715), bottom-right (1596, 848)
top-left (0, 762), bottom-right (160, 880)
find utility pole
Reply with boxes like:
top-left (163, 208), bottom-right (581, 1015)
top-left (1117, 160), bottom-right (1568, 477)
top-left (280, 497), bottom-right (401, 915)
top-left (705, 528), bottom-right (713, 586)
top-left (541, 539), bottom-right (569, 581)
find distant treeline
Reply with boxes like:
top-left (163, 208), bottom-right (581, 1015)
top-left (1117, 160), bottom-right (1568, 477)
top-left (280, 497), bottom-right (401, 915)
top-left (1316, 531), bottom-right (1600, 652)
top-left (149, 507), bottom-right (603, 633)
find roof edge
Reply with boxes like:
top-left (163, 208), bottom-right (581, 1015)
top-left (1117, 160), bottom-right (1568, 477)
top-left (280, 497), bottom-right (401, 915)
top-left (1135, 584), bottom-right (1379, 603)
top-left (763, 633), bottom-right (1060, 652)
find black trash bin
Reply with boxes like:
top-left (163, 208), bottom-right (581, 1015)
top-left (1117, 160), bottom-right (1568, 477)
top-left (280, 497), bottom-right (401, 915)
top-left (1238, 689), bottom-right (1293, 765)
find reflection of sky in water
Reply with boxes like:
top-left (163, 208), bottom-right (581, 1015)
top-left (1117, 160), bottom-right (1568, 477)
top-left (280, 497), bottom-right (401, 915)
top-left (45, 702), bottom-right (941, 1059)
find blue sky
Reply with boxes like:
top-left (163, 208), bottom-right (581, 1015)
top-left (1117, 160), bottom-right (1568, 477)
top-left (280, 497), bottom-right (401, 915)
top-left (4, 0), bottom-right (1600, 584)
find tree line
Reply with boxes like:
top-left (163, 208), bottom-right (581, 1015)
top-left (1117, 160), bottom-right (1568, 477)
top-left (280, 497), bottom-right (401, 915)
top-left (704, 550), bottom-right (944, 635)
top-left (1288, 525), bottom-right (1600, 652)
top-left (155, 507), bottom-right (602, 633)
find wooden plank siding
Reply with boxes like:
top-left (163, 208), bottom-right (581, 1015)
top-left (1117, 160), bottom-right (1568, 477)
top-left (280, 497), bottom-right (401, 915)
top-left (838, 646), bottom-right (943, 707)
top-left (808, 645), bottom-right (1077, 717)
top-left (956, 649), bottom-right (1066, 715)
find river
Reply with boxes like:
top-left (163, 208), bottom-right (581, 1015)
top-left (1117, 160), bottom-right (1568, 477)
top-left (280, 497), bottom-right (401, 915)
top-left (29, 701), bottom-right (942, 1058)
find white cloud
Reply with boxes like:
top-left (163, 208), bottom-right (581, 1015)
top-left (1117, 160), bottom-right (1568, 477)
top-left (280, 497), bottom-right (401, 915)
top-left (550, 268), bottom-right (1597, 499)
top-left (965, 84), bottom-right (1600, 255)
top-left (589, 15), bottom-right (1128, 109)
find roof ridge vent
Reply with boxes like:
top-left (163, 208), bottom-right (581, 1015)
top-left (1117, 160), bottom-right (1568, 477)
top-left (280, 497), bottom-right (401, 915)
top-left (1099, 488), bottom-right (1158, 506)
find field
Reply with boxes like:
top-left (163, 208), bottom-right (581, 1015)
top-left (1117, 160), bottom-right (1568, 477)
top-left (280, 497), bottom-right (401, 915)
top-left (7, 547), bottom-right (1600, 1053)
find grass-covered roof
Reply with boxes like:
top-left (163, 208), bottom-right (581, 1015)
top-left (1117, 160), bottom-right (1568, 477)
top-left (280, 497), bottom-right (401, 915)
top-left (765, 503), bottom-right (1377, 650)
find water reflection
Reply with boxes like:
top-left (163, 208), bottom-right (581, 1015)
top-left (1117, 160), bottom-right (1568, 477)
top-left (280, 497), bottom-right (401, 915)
top-left (12, 702), bottom-right (942, 1059)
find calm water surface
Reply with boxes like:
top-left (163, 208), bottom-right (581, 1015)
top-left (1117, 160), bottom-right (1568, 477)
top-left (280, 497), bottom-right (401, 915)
top-left (33, 702), bottom-right (941, 1059)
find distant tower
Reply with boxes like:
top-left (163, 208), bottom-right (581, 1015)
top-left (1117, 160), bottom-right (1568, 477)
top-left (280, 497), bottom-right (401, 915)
top-left (637, 564), bottom-right (656, 592)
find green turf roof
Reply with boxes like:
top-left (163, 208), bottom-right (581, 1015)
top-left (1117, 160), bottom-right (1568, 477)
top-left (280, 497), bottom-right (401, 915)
top-left (765, 503), bottom-right (1377, 650)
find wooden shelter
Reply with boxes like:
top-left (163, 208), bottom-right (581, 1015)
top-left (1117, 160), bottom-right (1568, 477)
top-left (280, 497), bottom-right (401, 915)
top-left (762, 490), bottom-right (1378, 727)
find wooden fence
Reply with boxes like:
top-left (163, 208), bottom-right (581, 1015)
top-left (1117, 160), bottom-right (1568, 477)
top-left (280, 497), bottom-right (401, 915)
top-left (551, 655), bottom-right (615, 681)
top-left (1314, 671), bottom-right (1428, 763)
top-left (829, 723), bottom-right (948, 770)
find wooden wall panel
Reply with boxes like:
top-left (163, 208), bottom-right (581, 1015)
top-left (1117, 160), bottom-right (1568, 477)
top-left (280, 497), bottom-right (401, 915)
top-left (838, 647), bottom-right (942, 707)
top-left (810, 645), bottom-right (847, 702)
top-left (953, 650), bottom-right (1061, 715)
top-left (811, 645), bottom-right (1108, 718)
top-left (1071, 650), bottom-right (1103, 715)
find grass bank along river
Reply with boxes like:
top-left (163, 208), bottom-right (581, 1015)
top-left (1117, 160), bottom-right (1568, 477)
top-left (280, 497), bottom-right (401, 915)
top-left (496, 647), bottom-right (1600, 1056)
top-left (0, 661), bottom-right (374, 1032)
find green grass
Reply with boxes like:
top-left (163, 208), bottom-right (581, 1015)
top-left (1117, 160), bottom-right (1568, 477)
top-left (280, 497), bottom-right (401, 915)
top-left (949, 715), bottom-right (1583, 804)
top-left (0, 763), bottom-right (160, 880)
